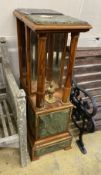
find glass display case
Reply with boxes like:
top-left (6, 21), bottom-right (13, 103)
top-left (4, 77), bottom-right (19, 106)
top-left (14, 8), bottom-right (91, 160)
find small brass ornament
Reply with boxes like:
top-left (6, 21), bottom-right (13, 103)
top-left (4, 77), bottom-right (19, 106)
top-left (45, 81), bottom-right (57, 103)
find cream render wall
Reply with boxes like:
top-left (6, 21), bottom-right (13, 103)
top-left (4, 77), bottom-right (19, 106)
top-left (0, 0), bottom-right (101, 39)
top-left (0, 0), bottom-right (82, 36)
top-left (0, 0), bottom-right (101, 81)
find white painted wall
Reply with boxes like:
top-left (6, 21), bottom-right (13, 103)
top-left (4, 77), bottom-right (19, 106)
top-left (0, 0), bottom-right (101, 81)
top-left (0, 0), bottom-right (81, 37)
top-left (0, 0), bottom-right (101, 39)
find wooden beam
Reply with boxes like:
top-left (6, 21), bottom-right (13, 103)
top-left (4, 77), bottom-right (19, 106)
top-left (3, 99), bottom-right (16, 135)
top-left (0, 103), bottom-right (9, 137)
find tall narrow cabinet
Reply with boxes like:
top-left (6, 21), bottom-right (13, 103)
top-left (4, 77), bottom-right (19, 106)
top-left (14, 9), bottom-right (91, 160)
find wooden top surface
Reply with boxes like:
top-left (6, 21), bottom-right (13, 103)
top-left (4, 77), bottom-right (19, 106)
top-left (28, 94), bottom-right (73, 115)
top-left (14, 9), bottom-right (92, 32)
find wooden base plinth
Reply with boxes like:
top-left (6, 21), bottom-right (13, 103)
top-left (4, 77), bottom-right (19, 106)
top-left (28, 132), bottom-right (72, 160)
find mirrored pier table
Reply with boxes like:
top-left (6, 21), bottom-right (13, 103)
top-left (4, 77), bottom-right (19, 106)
top-left (14, 9), bottom-right (92, 160)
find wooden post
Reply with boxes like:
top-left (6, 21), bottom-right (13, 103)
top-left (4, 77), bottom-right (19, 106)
top-left (36, 34), bottom-right (47, 108)
top-left (16, 19), bottom-right (26, 81)
top-left (17, 90), bottom-right (28, 167)
top-left (46, 33), bottom-right (54, 82)
top-left (59, 33), bottom-right (68, 86)
top-left (62, 32), bottom-right (79, 103)
top-left (25, 26), bottom-right (31, 94)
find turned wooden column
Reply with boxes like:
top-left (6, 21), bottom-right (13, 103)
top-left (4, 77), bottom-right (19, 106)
top-left (36, 34), bottom-right (47, 108)
top-left (62, 32), bottom-right (79, 103)
top-left (59, 33), bottom-right (68, 86)
top-left (46, 33), bottom-right (54, 82)
top-left (16, 19), bottom-right (26, 80)
top-left (25, 26), bottom-right (31, 94)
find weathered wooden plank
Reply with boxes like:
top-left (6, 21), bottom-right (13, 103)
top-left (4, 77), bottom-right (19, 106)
top-left (3, 142), bottom-right (19, 148)
top-left (0, 93), bottom-right (7, 101)
top-left (78, 80), bottom-right (101, 89)
top-left (0, 63), bottom-right (5, 89)
top-left (0, 113), bottom-right (13, 119)
top-left (17, 90), bottom-right (28, 167)
top-left (86, 87), bottom-right (101, 92)
top-left (3, 99), bottom-right (16, 135)
top-left (66, 55), bottom-right (101, 65)
top-left (0, 102), bottom-right (9, 137)
top-left (0, 134), bottom-right (19, 147)
top-left (76, 47), bottom-right (101, 58)
top-left (75, 63), bottom-right (101, 69)
top-left (66, 47), bottom-right (101, 132)
top-left (0, 38), bottom-right (28, 166)
top-left (74, 72), bottom-right (101, 83)
top-left (74, 64), bottom-right (101, 75)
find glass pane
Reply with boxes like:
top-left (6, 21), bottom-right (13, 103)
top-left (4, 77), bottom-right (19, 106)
top-left (45, 33), bottom-right (67, 102)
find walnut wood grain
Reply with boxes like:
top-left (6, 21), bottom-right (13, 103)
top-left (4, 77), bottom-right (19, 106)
top-left (25, 26), bottom-right (31, 94)
top-left (62, 32), bottom-right (79, 102)
top-left (14, 9), bottom-right (92, 160)
top-left (36, 34), bottom-right (47, 108)
top-left (16, 18), bottom-right (24, 80)
top-left (59, 33), bottom-right (68, 86)
top-left (46, 33), bottom-right (54, 82)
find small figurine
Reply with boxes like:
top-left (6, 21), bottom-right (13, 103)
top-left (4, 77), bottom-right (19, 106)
top-left (45, 81), bottom-right (57, 103)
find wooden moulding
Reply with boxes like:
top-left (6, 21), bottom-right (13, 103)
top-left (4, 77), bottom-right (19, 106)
top-left (29, 93), bottom-right (73, 115)
top-left (13, 10), bottom-right (92, 32)
top-left (30, 132), bottom-right (72, 160)
top-left (36, 102), bottom-right (73, 115)
top-left (34, 132), bottom-right (71, 147)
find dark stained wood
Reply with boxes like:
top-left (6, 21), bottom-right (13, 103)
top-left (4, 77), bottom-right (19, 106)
top-left (17, 19), bottom-right (27, 87)
top-left (16, 19), bottom-right (24, 80)
top-left (59, 33), bottom-right (68, 86)
top-left (62, 32), bottom-right (79, 102)
top-left (36, 34), bottom-right (47, 108)
top-left (25, 26), bottom-right (31, 94)
top-left (46, 33), bottom-right (54, 81)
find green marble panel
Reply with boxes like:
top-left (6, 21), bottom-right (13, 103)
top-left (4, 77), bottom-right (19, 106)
top-left (17, 8), bottom-right (62, 15)
top-left (34, 138), bottom-right (71, 157)
top-left (28, 14), bottom-right (88, 25)
top-left (38, 109), bottom-right (71, 138)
